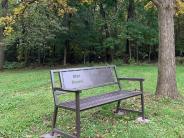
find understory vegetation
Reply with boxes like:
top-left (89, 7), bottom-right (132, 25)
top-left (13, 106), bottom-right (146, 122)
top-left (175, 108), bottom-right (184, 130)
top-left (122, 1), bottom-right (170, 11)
top-left (1, 0), bottom-right (184, 67)
top-left (1, 65), bottom-right (184, 138)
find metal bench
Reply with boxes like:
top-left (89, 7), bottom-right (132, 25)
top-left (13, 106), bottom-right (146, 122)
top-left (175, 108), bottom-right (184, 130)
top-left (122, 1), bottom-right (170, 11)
top-left (50, 65), bottom-right (145, 138)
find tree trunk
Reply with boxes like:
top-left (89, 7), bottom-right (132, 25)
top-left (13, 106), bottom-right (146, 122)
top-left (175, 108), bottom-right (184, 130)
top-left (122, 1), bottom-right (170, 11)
top-left (126, 0), bottom-right (135, 55)
top-left (63, 13), bottom-right (71, 66)
top-left (24, 49), bottom-right (28, 64)
top-left (136, 44), bottom-right (139, 63)
top-left (0, 29), bottom-right (4, 69)
top-left (156, 1), bottom-right (179, 98)
top-left (0, 43), bottom-right (4, 69)
top-left (63, 41), bottom-right (68, 66)
top-left (148, 45), bottom-right (151, 63)
top-left (83, 52), bottom-right (86, 64)
top-left (129, 41), bottom-right (132, 61)
top-left (99, 2), bottom-right (112, 62)
top-left (0, 0), bottom-right (8, 70)
top-left (37, 48), bottom-right (41, 65)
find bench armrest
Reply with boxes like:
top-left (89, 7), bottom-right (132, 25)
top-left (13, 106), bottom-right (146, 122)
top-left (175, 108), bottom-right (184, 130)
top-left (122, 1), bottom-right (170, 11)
top-left (118, 77), bottom-right (144, 93)
top-left (118, 77), bottom-right (144, 82)
top-left (53, 88), bottom-right (79, 93)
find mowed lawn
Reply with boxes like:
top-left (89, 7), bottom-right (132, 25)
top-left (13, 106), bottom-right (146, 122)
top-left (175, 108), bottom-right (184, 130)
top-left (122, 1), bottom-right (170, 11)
top-left (1, 65), bottom-right (184, 138)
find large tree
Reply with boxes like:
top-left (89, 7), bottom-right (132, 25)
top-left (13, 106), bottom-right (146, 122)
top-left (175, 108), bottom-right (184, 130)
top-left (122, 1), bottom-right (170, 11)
top-left (152, 0), bottom-right (179, 98)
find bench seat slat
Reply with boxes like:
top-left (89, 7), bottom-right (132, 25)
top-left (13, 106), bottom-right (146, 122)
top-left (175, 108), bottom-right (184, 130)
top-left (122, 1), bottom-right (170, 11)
top-left (59, 90), bottom-right (142, 111)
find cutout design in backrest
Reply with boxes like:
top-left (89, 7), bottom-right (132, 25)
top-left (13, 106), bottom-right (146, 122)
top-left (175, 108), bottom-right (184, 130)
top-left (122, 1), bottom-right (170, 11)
top-left (59, 66), bottom-right (117, 91)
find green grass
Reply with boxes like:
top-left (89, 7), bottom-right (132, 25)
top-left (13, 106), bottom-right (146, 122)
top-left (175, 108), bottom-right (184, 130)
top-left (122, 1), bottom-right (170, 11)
top-left (0, 65), bottom-right (184, 138)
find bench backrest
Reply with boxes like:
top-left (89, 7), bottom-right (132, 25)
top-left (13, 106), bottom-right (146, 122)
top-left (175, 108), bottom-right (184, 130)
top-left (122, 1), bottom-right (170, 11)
top-left (50, 65), bottom-right (118, 91)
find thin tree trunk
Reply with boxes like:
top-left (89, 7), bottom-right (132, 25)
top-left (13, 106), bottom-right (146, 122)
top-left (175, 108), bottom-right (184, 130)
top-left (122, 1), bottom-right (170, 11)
top-left (129, 42), bottom-right (132, 61)
top-left (136, 44), bottom-right (139, 63)
top-left (43, 43), bottom-right (46, 64)
top-left (126, 0), bottom-right (135, 56)
top-left (99, 2), bottom-right (112, 62)
top-left (63, 41), bottom-right (67, 66)
top-left (156, 1), bottom-right (179, 98)
top-left (83, 52), bottom-right (86, 64)
top-left (0, 43), bottom-right (4, 69)
top-left (24, 49), bottom-right (28, 64)
top-left (63, 13), bottom-right (71, 66)
top-left (37, 48), bottom-right (41, 65)
top-left (149, 45), bottom-right (151, 63)
top-left (0, 0), bottom-right (8, 70)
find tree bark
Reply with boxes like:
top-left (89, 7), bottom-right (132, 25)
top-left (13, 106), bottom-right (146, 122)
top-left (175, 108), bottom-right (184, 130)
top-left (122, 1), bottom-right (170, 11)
top-left (0, 0), bottom-right (8, 70)
top-left (126, 0), bottom-right (135, 56)
top-left (0, 43), bottom-right (4, 69)
top-left (63, 40), bottom-right (68, 66)
top-left (148, 45), bottom-right (151, 63)
top-left (136, 44), bottom-right (139, 63)
top-left (63, 13), bottom-right (71, 66)
top-left (99, 2), bottom-right (112, 62)
top-left (155, 0), bottom-right (179, 98)
top-left (129, 42), bottom-right (132, 60)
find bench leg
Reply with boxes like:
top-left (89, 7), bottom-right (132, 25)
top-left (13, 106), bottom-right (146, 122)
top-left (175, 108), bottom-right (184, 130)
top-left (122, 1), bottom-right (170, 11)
top-left (76, 92), bottom-right (80, 138)
top-left (52, 106), bottom-right (58, 135)
top-left (141, 94), bottom-right (145, 119)
top-left (116, 100), bottom-right (121, 112)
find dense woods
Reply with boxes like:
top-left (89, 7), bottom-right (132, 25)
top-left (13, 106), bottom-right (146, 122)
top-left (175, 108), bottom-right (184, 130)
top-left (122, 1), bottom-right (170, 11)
top-left (0, 0), bottom-right (183, 68)
top-left (1, 0), bottom-right (159, 67)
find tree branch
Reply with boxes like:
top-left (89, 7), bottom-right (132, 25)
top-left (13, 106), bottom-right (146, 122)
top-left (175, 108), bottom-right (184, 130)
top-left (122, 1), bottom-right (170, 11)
top-left (151, 0), bottom-right (160, 7)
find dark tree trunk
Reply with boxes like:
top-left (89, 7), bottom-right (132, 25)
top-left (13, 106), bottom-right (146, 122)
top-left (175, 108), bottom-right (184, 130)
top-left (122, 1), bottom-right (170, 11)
top-left (153, 0), bottom-right (179, 98)
top-left (129, 41), bottom-right (132, 60)
top-left (0, 0), bottom-right (8, 70)
top-left (83, 52), bottom-right (86, 64)
top-left (126, 0), bottom-right (135, 55)
top-left (63, 13), bottom-right (71, 66)
top-left (24, 49), bottom-right (28, 64)
top-left (99, 2), bottom-right (112, 62)
top-left (63, 40), bottom-right (68, 66)
top-left (37, 48), bottom-right (41, 64)
top-left (136, 44), bottom-right (139, 63)
top-left (148, 45), bottom-right (152, 63)
top-left (0, 43), bottom-right (4, 69)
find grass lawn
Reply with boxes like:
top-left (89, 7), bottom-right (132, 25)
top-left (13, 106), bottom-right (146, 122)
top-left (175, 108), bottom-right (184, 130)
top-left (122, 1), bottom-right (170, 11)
top-left (0, 65), bottom-right (184, 138)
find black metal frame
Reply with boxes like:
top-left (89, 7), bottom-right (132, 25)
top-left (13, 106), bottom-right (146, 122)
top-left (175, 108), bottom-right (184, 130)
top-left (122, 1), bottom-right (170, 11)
top-left (115, 77), bottom-right (145, 119)
top-left (50, 66), bottom-right (145, 138)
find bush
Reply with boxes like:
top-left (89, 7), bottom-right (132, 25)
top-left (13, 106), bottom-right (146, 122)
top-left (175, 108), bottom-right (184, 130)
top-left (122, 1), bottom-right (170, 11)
top-left (176, 57), bottom-right (184, 65)
top-left (112, 59), bottom-right (124, 66)
top-left (128, 58), bottom-right (136, 64)
top-left (3, 62), bottom-right (26, 69)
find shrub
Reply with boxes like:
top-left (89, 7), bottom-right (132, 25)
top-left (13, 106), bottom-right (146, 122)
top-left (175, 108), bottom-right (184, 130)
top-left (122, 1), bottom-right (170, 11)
top-left (3, 62), bottom-right (26, 69)
top-left (176, 57), bottom-right (184, 65)
top-left (112, 59), bottom-right (124, 66)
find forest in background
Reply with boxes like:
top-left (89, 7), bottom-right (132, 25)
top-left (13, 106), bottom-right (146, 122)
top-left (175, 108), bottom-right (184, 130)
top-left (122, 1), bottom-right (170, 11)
top-left (0, 0), bottom-right (184, 68)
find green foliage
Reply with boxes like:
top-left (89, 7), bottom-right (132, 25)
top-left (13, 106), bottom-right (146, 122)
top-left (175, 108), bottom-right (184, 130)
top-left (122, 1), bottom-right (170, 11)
top-left (112, 59), bottom-right (124, 66)
top-left (3, 61), bottom-right (25, 69)
top-left (1, 0), bottom-right (183, 65)
top-left (175, 15), bottom-right (184, 56)
top-left (128, 58), bottom-right (136, 64)
top-left (176, 57), bottom-right (184, 64)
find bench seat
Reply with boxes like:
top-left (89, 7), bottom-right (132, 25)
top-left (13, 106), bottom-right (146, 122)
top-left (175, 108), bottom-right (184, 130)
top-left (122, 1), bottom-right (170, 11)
top-left (50, 66), bottom-right (145, 137)
top-left (60, 90), bottom-right (142, 111)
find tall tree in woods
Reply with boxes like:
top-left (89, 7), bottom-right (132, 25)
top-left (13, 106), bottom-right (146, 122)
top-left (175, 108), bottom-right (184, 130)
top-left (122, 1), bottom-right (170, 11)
top-left (99, 2), bottom-right (111, 62)
top-left (0, 0), bottom-right (8, 69)
top-left (152, 0), bottom-right (179, 98)
top-left (126, 0), bottom-right (135, 60)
